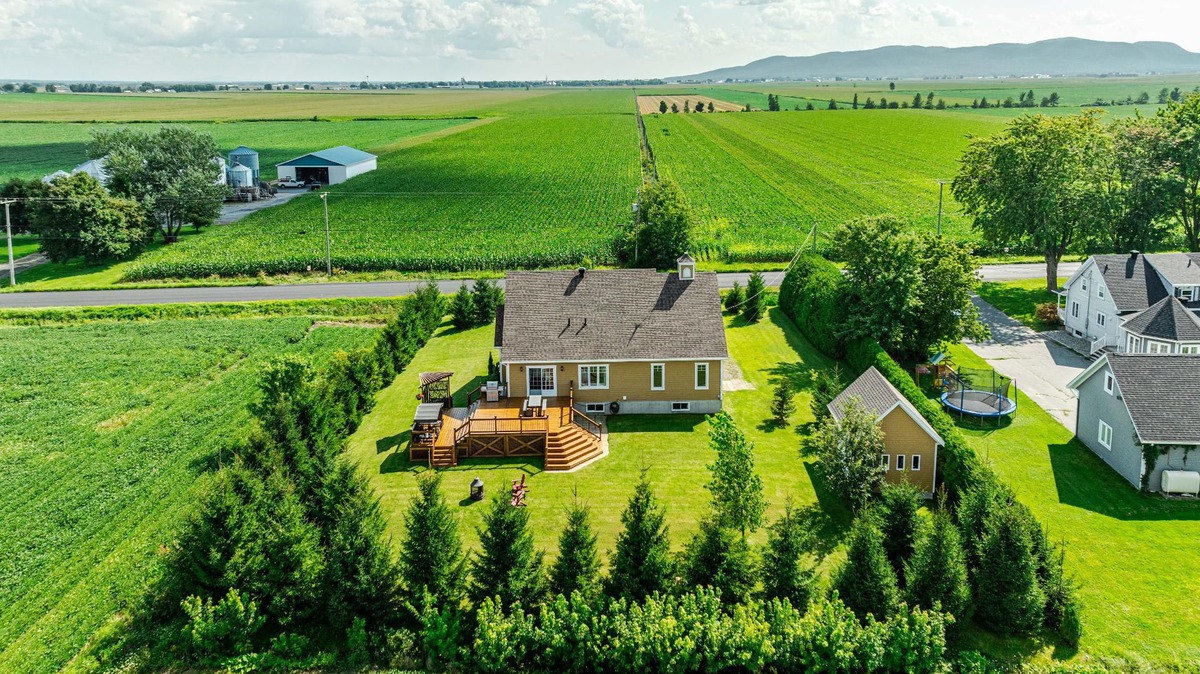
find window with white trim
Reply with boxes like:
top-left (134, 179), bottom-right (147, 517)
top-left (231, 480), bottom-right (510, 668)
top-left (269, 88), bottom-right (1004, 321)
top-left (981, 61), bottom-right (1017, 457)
top-left (1071, 301), bottom-right (1080, 318)
top-left (1096, 312), bottom-right (1106, 327)
top-left (651, 363), bottom-right (665, 391)
top-left (1104, 371), bottom-right (1115, 395)
top-left (1098, 286), bottom-right (1105, 299)
top-left (578, 364), bottom-right (608, 389)
top-left (1148, 340), bottom-right (1171, 354)
top-left (1082, 279), bottom-right (1088, 291)
top-left (585, 402), bottom-right (606, 414)
top-left (1098, 419), bottom-right (1113, 450)
top-left (1178, 286), bottom-right (1196, 301)
top-left (671, 402), bottom-right (691, 412)
top-left (694, 362), bottom-right (709, 390)
top-left (896, 454), bottom-right (906, 471)
top-left (880, 454), bottom-right (890, 470)
top-left (910, 454), bottom-right (921, 471)
top-left (1182, 345), bottom-right (1200, 354)
top-left (1127, 334), bottom-right (1141, 352)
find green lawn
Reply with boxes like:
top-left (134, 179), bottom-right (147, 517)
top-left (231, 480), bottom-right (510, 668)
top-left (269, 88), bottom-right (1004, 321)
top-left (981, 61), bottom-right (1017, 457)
top-left (976, 278), bottom-right (1067, 331)
top-left (6, 236), bottom-right (38, 260)
top-left (948, 344), bottom-right (1200, 662)
top-left (345, 307), bottom-right (849, 562)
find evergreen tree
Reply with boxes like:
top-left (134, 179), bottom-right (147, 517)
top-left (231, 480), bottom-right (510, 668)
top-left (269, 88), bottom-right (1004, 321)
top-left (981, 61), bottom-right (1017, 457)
top-left (451, 282), bottom-right (474, 329)
top-left (470, 491), bottom-right (546, 609)
top-left (682, 517), bottom-right (757, 604)
top-left (864, 97), bottom-right (876, 109)
top-left (912, 92), bottom-right (923, 108)
top-left (399, 473), bottom-right (467, 610)
top-left (705, 412), bottom-right (767, 536)
top-left (770, 379), bottom-right (796, 427)
top-left (809, 364), bottom-right (843, 422)
top-left (761, 503), bottom-right (818, 608)
top-left (852, 93), bottom-right (859, 109)
top-left (827, 98), bottom-right (838, 110)
top-left (905, 503), bottom-right (971, 622)
top-left (316, 459), bottom-right (403, 630)
top-left (550, 499), bottom-right (601, 598)
top-left (956, 475), bottom-right (1012, 574)
top-left (805, 102), bottom-right (815, 111)
top-left (832, 517), bottom-right (900, 623)
top-left (724, 281), bottom-right (744, 312)
top-left (974, 506), bottom-right (1045, 635)
top-left (607, 474), bottom-right (672, 601)
top-left (707, 101), bottom-right (715, 112)
top-left (741, 271), bottom-right (766, 323)
top-left (684, 100), bottom-right (690, 113)
top-left (471, 278), bottom-right (502, 326)
top-left (659, 100), bottom-right (668, 114)
top-left (925, 91), bottom-right (934, 109)
top-left (671, 103), bottom-right (679, 113)
top-left (876, 482), bottom-right (922, 584)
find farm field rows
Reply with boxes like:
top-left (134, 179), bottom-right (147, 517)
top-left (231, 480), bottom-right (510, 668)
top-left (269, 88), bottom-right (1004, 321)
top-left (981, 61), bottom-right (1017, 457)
top-left (646, 109), bottom-right (1003, 259)
top-left (636, 95), bottom-right (742, 113)
top-left (0, 313), bottom-right (383, 674)
top-left (0, 119), bottom-right (470, 182)
top-left (124, 113), bottom-right (642, 279)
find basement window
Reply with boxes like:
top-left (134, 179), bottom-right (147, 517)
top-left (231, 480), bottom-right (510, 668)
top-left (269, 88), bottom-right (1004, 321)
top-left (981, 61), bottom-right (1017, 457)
top-left (671, 402), bottom-right (691, 412)
top-left (585, 403), bottom-right (606, 414)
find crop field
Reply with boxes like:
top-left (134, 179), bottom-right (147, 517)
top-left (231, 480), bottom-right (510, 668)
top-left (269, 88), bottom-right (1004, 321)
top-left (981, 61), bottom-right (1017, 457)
top-left (0, 118), bottom-right (470, 182)
top-left (645, 108), bottom-right (1003, 259)
top-left (124, 113), bottom-right (642, 279)
top-left (636, 95), bottom-right (742, 113)
top-left (0, 313), bottom-right (382, 673)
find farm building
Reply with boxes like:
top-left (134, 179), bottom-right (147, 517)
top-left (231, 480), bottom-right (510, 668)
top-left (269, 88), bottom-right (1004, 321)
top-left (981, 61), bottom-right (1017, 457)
top-left (276, 146), bottom-right (377, 185)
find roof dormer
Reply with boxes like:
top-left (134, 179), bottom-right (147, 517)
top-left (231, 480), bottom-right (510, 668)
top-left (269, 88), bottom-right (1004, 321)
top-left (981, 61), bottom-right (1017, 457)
top-left (677, 253), bottom-right (695, 281)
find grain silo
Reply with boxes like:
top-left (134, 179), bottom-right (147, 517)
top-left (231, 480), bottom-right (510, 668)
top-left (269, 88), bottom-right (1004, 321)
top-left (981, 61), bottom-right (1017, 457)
top-left (228, 163), bottom-right (254, 188)
top-left (228, 146), bottom-right (260, 183)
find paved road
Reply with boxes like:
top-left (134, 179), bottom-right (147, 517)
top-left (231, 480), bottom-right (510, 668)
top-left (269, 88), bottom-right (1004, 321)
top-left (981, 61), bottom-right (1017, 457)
top-left (964, 296), bottom-right (1088, 429)
top-left (0, 262), bottom-right (1077, 310)
top-left (0, 252), bottom-right (47, 277)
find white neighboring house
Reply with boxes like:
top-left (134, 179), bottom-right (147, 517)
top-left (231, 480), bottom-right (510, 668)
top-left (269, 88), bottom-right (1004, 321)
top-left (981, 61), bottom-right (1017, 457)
top-left (1058, 251), bottom-right (1200, 356)
top-left (275, 146), bottom-right (377, 186)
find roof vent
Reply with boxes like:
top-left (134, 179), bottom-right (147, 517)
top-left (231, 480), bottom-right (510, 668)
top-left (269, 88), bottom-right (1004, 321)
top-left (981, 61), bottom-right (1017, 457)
top-left (577, 267), bottom-right (586, 277)
top-left (1130, 250), bottom-right (1140, 259)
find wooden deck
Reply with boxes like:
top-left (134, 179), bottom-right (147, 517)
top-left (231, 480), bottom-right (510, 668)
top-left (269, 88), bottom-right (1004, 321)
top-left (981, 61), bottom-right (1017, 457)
top-left (412, 395), bottom-right (603, 471)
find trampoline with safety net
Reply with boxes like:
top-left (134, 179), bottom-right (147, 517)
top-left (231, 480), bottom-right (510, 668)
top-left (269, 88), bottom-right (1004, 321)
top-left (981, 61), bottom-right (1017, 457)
top-left (940, 366), bottom-right (1017, 420)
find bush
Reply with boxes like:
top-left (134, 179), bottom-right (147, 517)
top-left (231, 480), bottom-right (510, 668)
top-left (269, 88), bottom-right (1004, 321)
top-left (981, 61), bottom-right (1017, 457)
top-left (1035, 302), bottom-right (1063, 327)
top-left (180, 589), bottom-right (265, 660)
top-left (778, 254), bottom-right (849, 357)
top-left (724, 281), bottom-right (744, 312)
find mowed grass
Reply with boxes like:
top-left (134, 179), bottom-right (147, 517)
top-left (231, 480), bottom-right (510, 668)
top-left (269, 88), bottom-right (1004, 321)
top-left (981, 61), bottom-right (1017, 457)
top-left (948, 344), bottom-right (1200, 662)
top-left (0, 316), bottom-right (381, 674)
top-left (977, 278), bottom-right (1067, 331)
top-left (346, 307), bottom-right (848, 559)
top-left (647, 109), bottom-right (1003, 259)
top-left (125, 113), bottom-right (642, 279)
top-left (0, 118), bottom-right (471, 182)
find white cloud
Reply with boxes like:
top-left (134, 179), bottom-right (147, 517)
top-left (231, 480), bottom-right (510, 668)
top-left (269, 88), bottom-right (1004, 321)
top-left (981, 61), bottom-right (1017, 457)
top-left (569, 0), bottom-right (650, 48)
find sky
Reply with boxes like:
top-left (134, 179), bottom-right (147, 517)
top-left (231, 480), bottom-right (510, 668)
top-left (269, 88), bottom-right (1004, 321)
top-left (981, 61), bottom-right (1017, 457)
top-left (2, 0), bottom-right (1199, 82)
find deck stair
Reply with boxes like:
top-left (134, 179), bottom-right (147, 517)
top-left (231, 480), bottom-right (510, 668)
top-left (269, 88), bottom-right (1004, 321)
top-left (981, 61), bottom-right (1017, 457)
top-left (544, 423), bottom-right (603, 471)
top-left (430, 443), bottom-right (456, 468)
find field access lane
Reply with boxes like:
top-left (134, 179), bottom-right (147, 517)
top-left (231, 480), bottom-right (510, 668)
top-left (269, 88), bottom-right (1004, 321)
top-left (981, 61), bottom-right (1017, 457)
top-left (0, 262), bottom-right (1076, 309)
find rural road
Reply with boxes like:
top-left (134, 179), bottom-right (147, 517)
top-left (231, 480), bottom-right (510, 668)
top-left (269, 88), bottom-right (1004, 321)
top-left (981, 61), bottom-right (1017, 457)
top-left (965, 296), bottom-right (1088, 429)
top-left (0, 262), bottom-right (1080, 309)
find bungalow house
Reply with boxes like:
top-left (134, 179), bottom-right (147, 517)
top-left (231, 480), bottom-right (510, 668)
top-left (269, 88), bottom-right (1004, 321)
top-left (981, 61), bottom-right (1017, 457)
top-left (1067, 354), bottom-right (1200, 491)
top-left (1058, 251), bottom-right (1200, 356)
top-left (495, 255), bottom-right (728, 416)
top-left (828, 367), bottom-right (943, 496)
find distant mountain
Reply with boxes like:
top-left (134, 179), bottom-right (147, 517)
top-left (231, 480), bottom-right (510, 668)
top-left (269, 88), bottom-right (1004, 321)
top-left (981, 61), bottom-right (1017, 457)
top-left (669, 38), bottom-right (1200, 82)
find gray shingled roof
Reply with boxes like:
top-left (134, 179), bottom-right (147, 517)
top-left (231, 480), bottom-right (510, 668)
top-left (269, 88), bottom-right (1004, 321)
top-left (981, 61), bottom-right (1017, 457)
top-left (1122, 296), bottom-right (1200, 342)
top-left (1092, 253), bottom-right (1169, 314)
top-left (1105, 354), bottom-right (1200, 444)
top-left (829, 367), bottom-right (944, 445)
top-left (499, 269), bottom-right (728, 362)
top-left (1144, 253), bottom-right (1200, 287)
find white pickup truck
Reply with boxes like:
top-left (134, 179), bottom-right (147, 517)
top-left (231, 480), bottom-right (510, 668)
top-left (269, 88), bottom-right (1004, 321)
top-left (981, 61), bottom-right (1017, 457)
top-left (277, 178), bottom-right (306, 188)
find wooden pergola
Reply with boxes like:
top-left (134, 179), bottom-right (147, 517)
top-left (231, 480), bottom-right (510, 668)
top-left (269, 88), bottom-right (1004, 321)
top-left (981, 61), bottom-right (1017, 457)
top-left (418, 371), bottom-right (453, 407)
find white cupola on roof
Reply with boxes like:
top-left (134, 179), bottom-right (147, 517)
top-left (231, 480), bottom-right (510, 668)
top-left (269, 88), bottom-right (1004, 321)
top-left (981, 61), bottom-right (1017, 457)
top-left (677, 253), bottom-right (695, 281)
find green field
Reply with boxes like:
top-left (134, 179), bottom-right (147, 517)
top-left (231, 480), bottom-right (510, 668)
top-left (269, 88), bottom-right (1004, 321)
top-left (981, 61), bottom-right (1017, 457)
top-left (123, 112), bottom-right (642, 279)
top-left (0, 118), bottom-right (471, 182)
top-left (646, 109), bottom-right (1001, 257)
top-left (0, 312), bottom-right (383, 673)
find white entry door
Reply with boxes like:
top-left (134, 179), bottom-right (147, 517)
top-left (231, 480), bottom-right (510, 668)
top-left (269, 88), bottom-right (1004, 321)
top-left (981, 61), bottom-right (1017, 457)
top-left (527, 366), bottom-right (557, 396)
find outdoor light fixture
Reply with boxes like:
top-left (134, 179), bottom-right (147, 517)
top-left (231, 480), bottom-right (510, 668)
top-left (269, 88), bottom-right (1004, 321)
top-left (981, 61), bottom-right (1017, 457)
top-left (470, 477), bottom-right (484, 501)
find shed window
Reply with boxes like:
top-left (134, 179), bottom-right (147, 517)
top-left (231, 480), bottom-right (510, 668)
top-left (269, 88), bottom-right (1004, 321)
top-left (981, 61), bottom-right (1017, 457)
top-left (896, 454), bottom-right (906, 471)
top-left (651, 363), bottom-right (665, 391)
top-left (579, 365), bottom-right (608, 389)
top-left (695, 363), bottom-right (709, 390)
top-left (1098, 420), bottom-right (1113, 450)
top-left (880, 454), bottom-right (890, 470)
top-left (1104, 372), bottom-right (1115, 395)
top-left (910, 455), bottom-right (921, 471)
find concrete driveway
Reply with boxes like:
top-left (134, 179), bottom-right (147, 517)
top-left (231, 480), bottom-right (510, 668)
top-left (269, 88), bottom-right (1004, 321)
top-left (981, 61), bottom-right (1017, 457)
top-left (966, 296), bottom-right (1088, 429)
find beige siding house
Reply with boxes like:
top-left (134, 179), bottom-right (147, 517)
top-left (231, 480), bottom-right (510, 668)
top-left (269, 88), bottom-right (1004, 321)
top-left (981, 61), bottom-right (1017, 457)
top-left (495, 256), bottom-right (728, 415)
top-left (829, 367), bottom-right (943, 495)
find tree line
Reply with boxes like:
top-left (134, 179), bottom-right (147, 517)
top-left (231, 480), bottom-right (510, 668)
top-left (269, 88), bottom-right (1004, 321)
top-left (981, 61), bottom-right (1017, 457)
top-left (954, 92), bottom-right (1200, 291)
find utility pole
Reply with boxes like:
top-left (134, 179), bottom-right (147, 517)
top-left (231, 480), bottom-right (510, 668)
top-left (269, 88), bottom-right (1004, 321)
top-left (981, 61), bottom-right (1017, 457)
top-left (2, 199), bottom-right (15, 287)
top-left (321, 192), bottom-right (331, 276)
top-left (936, 180), bottom-right (946, 237)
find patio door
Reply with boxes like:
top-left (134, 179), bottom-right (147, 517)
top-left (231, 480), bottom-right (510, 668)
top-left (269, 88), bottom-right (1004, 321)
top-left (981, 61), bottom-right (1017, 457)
top-left (527, 366), bottom-right (557, 396)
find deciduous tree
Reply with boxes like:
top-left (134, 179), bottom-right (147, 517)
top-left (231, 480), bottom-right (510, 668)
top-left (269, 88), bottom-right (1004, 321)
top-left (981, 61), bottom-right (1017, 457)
top-left (810, 397), bottom-right (886, 512)
top-left (33, 172), bottom-right (150, 263)
top-left (952, 112), bottom-right (1109, 290)
top-left (630, 178), bottom-right (694, 269)
top-left (1156, 93), bottom-right (1200, 251)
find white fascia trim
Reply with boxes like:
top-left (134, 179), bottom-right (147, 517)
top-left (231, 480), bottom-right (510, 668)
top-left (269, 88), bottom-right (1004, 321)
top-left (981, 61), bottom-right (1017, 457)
top-left (1066, 354), bottom-right (1111, 391)
top-left (505, 356), bottom-right (726, 365)
top-left (1061, 257), bottom-right (1095, 292)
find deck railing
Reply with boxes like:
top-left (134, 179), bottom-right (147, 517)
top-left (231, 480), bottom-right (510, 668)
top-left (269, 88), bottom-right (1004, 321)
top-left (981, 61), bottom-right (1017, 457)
top-left (453, 415), bottom-right (549, 446)
top-left (571, 409), bottom-right (602, 440)
top-left (1089, 336), bottom-right (1108, 356)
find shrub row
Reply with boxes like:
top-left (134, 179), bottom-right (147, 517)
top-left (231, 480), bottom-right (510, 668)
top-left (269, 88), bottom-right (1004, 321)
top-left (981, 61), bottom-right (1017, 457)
top-left (0, 297), bottom-right (410, 326)
top-left (777, 254), bottom-right (847, 357)
top-left (467, 590), bottom-right (949, 674)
